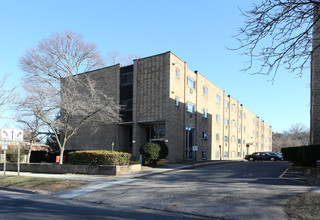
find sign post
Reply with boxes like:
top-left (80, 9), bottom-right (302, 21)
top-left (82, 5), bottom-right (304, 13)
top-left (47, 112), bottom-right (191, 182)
top-left (18, 142), bottom-right (20, 176)
top-left (2, 140), bottom-right (7, 178)
top-left (1, 129), bottom-right (24, 177)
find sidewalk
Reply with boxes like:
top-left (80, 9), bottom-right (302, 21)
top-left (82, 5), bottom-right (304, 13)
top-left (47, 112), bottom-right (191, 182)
top-left (2, 160), bottom-right (238, 197)
top-left (4, 160), bottom-right (235, 181)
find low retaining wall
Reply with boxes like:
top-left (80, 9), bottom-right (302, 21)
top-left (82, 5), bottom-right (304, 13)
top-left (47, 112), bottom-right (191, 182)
top-left (0, 163), bottom-right (141, 176)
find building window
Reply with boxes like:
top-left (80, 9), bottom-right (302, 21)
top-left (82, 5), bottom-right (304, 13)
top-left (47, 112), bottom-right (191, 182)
top-left (225, 101), bottom-right (229, 112)
top-left (243, 140), bottom-right (246, 145)
top-left (216, 133), bottom-right (220, 141)
top-left (120, 72), bottom-right (133, 85)
top-left (202, 108), bottom-right (208, 118)
top-left (202, 130), bottom-right (208, 139)
top-left (203, 87), bottom-right (208, 96)
top-left (244, 126), bottom-right (246, 132)
top-left (224, 135), bottom-right (229, 142)
top-left (202, 150), bottom-right (207, 160)
top-left (238, 139), bottom-right (241, 144)
top-left (216, 114), bottom-right (220, 122)
top-left (120, 99), bottom-right (133, 110)
top-left (187, 77), bottom-right (196, 89)
top-left (186, 102), bottom-right (195, 113)
top-left (244, 112), bottom-right (246, 119)
top-left (176, 68), bottom-right (180, 79)
top-left (216, 95), bottom-right (220, 103)
top-left (146, 124), bottom-right (165, 141)
top-left (224, 118), bottom-right (229, 126)
top-left (175, 96), bottom-right (179, 106)
top-left (239, 110), bottom-right (242, 117)
top-left (238, 124), bottom-right (241, 131)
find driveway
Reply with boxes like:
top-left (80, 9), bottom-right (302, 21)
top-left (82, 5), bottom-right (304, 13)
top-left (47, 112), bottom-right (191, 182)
top-left (68, 161), bottom-right (314, 219)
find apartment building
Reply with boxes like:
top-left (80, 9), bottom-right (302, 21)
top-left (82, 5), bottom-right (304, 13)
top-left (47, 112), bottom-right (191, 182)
top-left (66, 51), bottom-right (272, 161)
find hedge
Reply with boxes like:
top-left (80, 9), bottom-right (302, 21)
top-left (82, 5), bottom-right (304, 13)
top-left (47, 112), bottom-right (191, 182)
top-left (68, 150), bottom-right (131, 166)
top-left (281, 145), bottom-right (320, 166)
top-left (6, 151), bottom-right (28, 163)
top-left (281, 147), bottom-right (302, 163)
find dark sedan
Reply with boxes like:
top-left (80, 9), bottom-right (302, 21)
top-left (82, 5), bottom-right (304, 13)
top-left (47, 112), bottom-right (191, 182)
top-left (245, 152), bottom-right (283, 161)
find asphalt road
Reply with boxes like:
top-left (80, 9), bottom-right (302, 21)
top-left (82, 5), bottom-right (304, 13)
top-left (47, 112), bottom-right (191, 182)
top-left (72, 161), bottom-right (314, 220)
top-left (0, 190), bottom-right (209, 220)
top-left (0, 161), bottom-right (315, 220)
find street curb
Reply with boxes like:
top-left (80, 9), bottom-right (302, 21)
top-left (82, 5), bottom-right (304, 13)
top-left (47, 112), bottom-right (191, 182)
top-left (0, 186), bottom-right (38, 194)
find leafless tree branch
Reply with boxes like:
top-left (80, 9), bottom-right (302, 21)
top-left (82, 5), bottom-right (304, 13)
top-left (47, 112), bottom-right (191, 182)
top-left (230, 0), bottom-right (320, 82)
top-left (19, 31), bottom-right (120, 164)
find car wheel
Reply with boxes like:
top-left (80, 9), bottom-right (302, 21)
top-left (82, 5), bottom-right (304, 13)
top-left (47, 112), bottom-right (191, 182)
top-left (270, 157), bottom-right (275, 161)
top-left (249, 157), bottom-right (254, 161)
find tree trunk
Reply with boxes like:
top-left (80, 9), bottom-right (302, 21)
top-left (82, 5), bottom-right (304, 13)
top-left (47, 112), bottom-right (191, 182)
top-left (26, 147), bottom-right (31, 163)
top-left (59, 147), bottom-right (65, 164)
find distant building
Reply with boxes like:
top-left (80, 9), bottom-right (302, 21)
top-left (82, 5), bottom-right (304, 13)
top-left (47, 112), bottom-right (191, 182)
top-left (65, 51), bottom-right (272, 161)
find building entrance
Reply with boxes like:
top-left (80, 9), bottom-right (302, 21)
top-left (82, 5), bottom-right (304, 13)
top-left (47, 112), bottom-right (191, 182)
top-left (186, 127), bottom-right (195, 160)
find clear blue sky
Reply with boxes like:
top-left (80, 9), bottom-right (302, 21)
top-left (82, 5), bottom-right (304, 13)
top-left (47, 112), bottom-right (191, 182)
top-left (0, 0), bottom-right (310, 133)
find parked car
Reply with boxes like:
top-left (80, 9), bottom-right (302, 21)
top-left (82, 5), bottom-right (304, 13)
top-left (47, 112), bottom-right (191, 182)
top-left (268, 152), bottom-right (283, 160)
top-left (245, 152), bottom-right (283, 161)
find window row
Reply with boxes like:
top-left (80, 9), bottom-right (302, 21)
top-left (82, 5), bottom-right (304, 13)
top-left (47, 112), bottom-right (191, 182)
top-left (175, 71), bottom-right (221, 99)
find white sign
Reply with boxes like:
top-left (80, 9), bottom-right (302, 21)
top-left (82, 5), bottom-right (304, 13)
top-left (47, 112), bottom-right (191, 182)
top-left (1, 141), bottom-right (7, 150)
top-left (192, 145), bottom-right (198, 151)
top-left (1, 129), bottom-right (24, 141)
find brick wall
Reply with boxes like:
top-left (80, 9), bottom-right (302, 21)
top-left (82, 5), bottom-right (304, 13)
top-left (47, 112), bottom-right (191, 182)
top-left (311, 5), bottom-right (320, 144)
top-left (65, 65), bottom-right (120, 151)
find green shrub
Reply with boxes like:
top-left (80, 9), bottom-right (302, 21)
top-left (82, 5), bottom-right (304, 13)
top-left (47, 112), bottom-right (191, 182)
top-left (68, 150), bottom-right (131, 166)
top-left (139, 142), bottom-right (162, 166)
top-left (6, 151), bottom-right (28, 163)
top-left (152, 140), bottom-right (169, 159)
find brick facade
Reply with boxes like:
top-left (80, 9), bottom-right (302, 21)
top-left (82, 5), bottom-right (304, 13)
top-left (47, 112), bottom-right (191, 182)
top-left (311, 5), bottom-right (320, 144)
top-left (65, 51), bottom-right (272, 162)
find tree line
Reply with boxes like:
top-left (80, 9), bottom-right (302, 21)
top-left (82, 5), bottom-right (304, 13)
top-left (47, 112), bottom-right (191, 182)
top-left (272, 123), bottom-right (310, 152)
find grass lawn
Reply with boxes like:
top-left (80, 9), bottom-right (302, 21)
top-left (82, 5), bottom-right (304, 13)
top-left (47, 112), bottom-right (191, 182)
top-left (285, 192), bottom-right (320, 220)
top-left (0, 175), bottom-right (88, 193)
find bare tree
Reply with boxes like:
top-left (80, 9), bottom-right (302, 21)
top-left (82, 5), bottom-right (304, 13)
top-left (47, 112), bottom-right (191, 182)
top-left (272, 123), bottom-right (310, 152)
top-left (232, 0), bottom-right (320, 81)
top-left (106, 50), bottom-right (141, 66)
top-left (121, 53), bottom-right (141, 65)
top-left (233, 1), bottom-right (320, 145)
top-left (106, 50), bottom-right (121, 65)
top-left (15, 81), bottom-right (47, 163)
top-left (0, 73), bottom-right (16, 121)
top-left (19, 30), bottom-right (120, 164)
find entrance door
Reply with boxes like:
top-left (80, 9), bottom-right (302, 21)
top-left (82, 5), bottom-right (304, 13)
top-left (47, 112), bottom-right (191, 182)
top-left (186, 127), bottom-right (195, 159)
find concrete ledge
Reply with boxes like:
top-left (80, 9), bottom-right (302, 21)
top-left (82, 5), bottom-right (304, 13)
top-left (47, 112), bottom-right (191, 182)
top-left (0, 163), bottom-right (141, 176)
